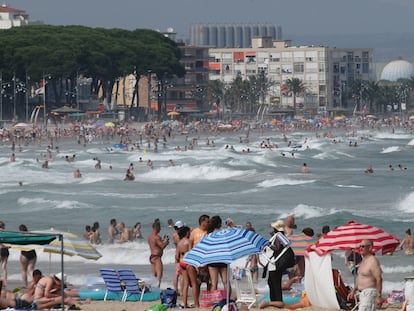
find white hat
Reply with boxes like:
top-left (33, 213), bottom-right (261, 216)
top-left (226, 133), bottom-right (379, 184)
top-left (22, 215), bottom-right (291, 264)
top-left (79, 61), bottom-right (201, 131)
top-left (54, 272), bottom-right (67, 282)
top-left (174, 220), bottom-right (186, 229)
top-left (270, 219), bottom-right (285, 232)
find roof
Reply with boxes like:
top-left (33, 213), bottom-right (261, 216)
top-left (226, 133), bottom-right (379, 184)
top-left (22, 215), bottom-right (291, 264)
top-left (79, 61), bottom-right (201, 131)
top-left (0, 4), bottom-right (25, 13)
top-left (380, 59), bottom-right (414, 82)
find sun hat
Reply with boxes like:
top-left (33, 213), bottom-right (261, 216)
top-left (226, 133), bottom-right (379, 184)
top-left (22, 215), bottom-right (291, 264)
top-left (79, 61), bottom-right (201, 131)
top-left (174, 220), bottom-right (186, 230)
top-left (54, 272), bottom-right (67, 282)
top-left (270, 219), bottom-right (284, 232)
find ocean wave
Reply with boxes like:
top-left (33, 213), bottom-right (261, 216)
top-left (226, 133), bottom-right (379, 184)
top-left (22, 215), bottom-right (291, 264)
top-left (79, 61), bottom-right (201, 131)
top-left (282, 204), bottom-right (338, 219)
top-left (258, 178), bottom-right (316, 188)
top-left (18, 197), bottom-right (92, 209)
top-left (140, 163), bottom-right (248, 181)
top-left (336, 184), bottom-right (364, 188)
top-left (381, 146), bottom-right (401, 153)
top-left (397, 192), bottom-right (414, 214)
top-left (382, 264), bottom-right (414, 274)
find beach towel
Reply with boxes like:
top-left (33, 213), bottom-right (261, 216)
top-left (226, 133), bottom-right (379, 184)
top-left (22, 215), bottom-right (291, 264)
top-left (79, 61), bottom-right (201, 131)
top-left (305, 252), bottom-right (340, 310)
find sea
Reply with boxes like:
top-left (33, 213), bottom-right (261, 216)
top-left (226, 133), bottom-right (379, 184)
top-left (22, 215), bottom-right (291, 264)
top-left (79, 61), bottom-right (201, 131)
top-left (1, 121), bottom-right (414, 295)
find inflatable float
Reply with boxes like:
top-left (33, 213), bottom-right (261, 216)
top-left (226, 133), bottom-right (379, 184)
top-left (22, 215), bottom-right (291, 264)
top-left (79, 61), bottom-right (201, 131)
top-left (77, 284), bottom-right (161, 301)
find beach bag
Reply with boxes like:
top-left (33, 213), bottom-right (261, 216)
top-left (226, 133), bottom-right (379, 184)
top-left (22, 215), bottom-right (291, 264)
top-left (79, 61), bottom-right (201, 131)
top-left (160, 288), bottom-right (177, 307)
top-left (200, 289), bottom-right (226, 308)
top-left (259, 232), bottom-right (295, 274)
top-left (147, 303), bottom-right (168, 311)
top-left (211, 298), bottom-right (238, 311)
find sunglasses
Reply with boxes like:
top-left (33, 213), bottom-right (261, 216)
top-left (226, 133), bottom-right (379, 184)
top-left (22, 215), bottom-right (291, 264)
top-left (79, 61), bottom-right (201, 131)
top-left (359, 244), bottom-right (371, 248)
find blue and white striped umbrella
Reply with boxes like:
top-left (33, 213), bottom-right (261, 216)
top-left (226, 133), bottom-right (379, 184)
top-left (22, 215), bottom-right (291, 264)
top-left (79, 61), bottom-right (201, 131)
top-left (184, 227), bottom-right (268, 266)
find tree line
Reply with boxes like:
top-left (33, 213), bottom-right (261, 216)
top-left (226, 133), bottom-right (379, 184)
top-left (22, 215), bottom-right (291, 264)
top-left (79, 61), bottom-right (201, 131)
top-left (0, 25), bottom-right (185, 120)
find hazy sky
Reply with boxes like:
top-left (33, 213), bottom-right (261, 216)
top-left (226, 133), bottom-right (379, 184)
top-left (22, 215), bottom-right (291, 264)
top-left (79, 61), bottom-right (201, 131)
top-left (9, 0), bottom-right (414, 39)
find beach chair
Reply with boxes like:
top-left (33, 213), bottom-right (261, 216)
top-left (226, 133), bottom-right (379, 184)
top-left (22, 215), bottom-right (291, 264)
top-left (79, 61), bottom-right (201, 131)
top-left (332, 269), bottom-right (358, 310)
top-left (100, 268), bottom-right (126, 301)
top-left (117, 269), bottom-right (146, 301)
top-left (234, 268), bottom-right (264, 309)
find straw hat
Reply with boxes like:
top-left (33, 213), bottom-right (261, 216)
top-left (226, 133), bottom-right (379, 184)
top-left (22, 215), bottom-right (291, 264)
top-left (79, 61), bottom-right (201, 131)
top-left (270, 219), bottom-right (285, 232)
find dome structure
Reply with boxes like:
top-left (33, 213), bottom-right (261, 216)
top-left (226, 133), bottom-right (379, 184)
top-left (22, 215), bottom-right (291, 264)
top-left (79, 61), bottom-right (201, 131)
top-left (380, 60), bottom-right (414, 81)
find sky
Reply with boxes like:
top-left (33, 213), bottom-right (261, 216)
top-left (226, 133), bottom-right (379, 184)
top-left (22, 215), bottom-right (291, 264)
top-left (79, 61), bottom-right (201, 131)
top-left (7, 0), bottom-right (414, 40)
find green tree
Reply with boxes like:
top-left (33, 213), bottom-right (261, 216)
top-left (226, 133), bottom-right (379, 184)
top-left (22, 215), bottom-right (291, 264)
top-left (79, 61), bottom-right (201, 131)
top-left (285, 78), bottom-right (304, 114)
top-left (0, 25), bottom-right (184, 119)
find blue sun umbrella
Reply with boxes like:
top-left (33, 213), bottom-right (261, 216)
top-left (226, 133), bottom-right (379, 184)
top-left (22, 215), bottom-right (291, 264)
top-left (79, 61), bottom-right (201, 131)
top-left (183, 227), bottom-right (268, 267)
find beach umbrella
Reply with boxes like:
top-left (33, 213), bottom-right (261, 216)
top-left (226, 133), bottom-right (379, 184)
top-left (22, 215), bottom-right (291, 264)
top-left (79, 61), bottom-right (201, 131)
top-left (105, 121), bottom-right (115, 128)
top-left (167, 111), bottom-right (180, 116)
top-left (184, 227), bottom-right (268, 307)
top-left (183, 227), bottom-right (268, 266)
top-left (289, 233), bottom-right (316, 256)
top-left (35, 229), bottom-right (102, 260)
top-left (13, 122), bottom-right (32, 130)
top-left (309, 220), bottom-right (400, 256)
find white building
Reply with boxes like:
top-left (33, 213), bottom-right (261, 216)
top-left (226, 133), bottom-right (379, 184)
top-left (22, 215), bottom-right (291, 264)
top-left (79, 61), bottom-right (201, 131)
top-left (209, 37), bottom-right (372, 115)
top-left (0, 4), bottom-right (29, 29)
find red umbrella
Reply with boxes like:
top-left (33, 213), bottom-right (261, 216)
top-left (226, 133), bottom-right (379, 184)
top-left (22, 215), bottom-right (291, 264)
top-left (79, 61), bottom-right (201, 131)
top-left (309, 220), bottom-right (400, 256)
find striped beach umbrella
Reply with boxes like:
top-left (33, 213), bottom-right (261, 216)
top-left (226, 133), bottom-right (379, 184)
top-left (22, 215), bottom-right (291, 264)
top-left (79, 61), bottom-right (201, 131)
top-left (183, 227), bottom-right (268, 266)
top-left (309, 220), bottom-right (400, 256)
top-left (289, 233), bottom-right (316, 256)
top-left (35, 229), bottom-right (102, 260)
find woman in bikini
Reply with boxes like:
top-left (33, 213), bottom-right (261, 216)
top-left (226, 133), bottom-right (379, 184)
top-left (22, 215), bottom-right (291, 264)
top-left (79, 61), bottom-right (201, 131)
top-left (175, 226), bottom-right (191, 308)
top-left (19, 224), bottom-right (37, 288)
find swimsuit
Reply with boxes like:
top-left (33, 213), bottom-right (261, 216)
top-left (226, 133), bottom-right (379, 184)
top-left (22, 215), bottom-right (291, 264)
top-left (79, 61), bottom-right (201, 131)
top-left (149, 254), bottom-right (161, 263)
top-left (179, 262), bottom-right (188, 270)
top-left (21, 250), bottom-right (37, 261)
top-left (0, 247), bottom-right (9, 258)
top-left (14, 298), bottom-right (36, 310)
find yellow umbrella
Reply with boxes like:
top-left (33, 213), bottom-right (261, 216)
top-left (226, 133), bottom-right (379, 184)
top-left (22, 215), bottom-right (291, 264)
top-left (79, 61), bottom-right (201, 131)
top-left (167, 111), bottom-right (180, 116)
top-left (334, 115), bottom-right (346, 121)
top-left (105, 122), bottom-right (115, 127)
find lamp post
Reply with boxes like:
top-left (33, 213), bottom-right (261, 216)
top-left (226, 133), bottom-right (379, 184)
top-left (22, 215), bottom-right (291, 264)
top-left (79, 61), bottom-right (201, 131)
top-left (147, 70), bottom-right (152, 121)
top-left (42, 74), bottom-right (51, 127)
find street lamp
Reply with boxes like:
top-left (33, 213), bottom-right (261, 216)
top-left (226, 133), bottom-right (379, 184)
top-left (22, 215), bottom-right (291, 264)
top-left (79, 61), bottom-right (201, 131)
top-left (147, 70), bottom-right (152, 121)
top-left (42, 73), bottom-right (52, 127)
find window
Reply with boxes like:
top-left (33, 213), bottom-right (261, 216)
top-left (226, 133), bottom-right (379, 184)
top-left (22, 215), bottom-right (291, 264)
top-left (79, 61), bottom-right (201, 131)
top-left (293, 62), bottom-right (304, 73)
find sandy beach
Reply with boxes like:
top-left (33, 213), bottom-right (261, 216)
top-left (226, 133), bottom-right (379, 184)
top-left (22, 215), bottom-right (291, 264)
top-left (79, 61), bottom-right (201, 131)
top-left (77, 300), bottom-right (403, 311)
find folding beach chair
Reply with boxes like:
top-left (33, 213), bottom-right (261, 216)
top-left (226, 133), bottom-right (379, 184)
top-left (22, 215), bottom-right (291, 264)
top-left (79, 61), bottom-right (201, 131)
top-left (332, 269), bottom-right (358, 310)
top-left (100, 268), bottom-right (126, 301)
top-left (234, 268), bottom-right (264, 309)
top-left (118, 269), bottom-right (146, 301)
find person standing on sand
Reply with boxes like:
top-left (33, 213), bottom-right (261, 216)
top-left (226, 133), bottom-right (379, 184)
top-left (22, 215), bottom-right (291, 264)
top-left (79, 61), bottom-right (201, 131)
top-left (19, 224), bottom-right (37, 288)
top-left (187, 214), bottom-right (210, 308)
top-left (148, 221), bottom-right (169, 287)
top-left (348, 239), bottom-right (383, 311)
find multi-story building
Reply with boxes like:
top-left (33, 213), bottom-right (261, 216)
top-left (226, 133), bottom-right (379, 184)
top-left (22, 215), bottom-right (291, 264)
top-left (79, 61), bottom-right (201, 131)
top-left (190, 23), bottom-right (283, 48)
top-left (209, 37), bottom-right (372, 116)
top-left (0, 4), bottom-right (29, 29)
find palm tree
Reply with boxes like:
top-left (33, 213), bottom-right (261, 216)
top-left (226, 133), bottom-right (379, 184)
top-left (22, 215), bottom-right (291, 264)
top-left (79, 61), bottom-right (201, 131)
top-left (285, 78), bottom-right (304, 115)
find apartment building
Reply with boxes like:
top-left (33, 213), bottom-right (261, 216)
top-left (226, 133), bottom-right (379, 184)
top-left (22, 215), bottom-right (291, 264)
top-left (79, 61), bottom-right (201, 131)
top-left (209, 37), bottom-right (372, 115)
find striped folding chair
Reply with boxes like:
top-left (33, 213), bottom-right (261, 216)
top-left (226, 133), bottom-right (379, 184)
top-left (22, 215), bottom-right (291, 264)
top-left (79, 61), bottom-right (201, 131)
top-left (118, 269), bottom-right (146, 301)
top-left (100, 268), bottom-right (126, 301)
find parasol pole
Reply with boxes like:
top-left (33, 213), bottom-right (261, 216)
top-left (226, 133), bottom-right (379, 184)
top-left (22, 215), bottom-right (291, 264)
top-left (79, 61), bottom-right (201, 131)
top-left (60, 234), bottom-right (64, 311)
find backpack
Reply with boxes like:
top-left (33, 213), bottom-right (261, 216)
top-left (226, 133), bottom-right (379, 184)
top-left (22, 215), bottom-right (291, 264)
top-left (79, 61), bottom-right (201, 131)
top-left (160, 288), bottom-right (177, 308)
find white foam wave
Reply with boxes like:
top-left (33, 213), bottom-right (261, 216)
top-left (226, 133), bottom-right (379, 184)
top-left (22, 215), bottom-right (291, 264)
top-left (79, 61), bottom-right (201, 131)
top-left (381, 146), bottom-right (401, 154)
top-left (407, 139), bottom-right (414, 146)
top-left (140, 163), bottom-right (248, 181)
top-left (336, 184), bottom-right (364, 188)
top-left (374, 132), bottom-right (412, 140)
top-left (281, 204), bottom-right (338, 219)
top-left (18, 197), bottom-right (92, 209)
top-left (382, 264), bottom-right (414, 274)
top-left (258, 178), bottom-right (316, 188)
top-left (397, 192), bottom-right (414, 214)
